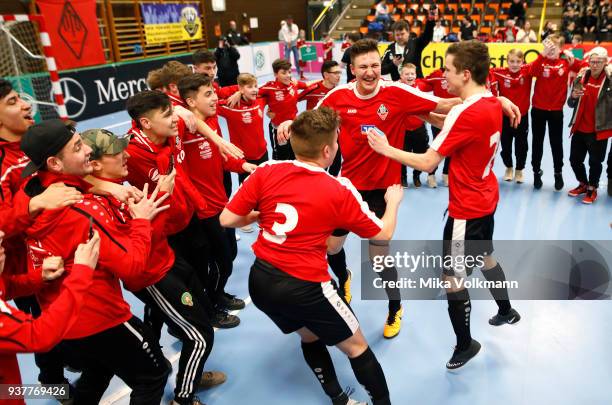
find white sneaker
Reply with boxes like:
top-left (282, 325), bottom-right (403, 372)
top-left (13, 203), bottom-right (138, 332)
top-left (503, 167), bottom-right (514, 182)
top-left (346, 399), bottom-right (367, 405)
top-left (442, 174), bottom-right (449, 187)
top-left (240, 224), bottom-right (254, 233)
top-left (235, 233), bottom-right (241, 241)
top-left (427, 174), bottom-right (437, 188)
top-left (515, 169), bottom-right (524, 183)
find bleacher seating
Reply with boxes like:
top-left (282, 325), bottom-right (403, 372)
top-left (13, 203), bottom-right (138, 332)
top-left (360, 0), bottom-right (531, 41)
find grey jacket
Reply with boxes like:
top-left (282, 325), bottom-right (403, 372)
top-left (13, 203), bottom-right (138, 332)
top-left (567, 68), bottom-right (612, 135)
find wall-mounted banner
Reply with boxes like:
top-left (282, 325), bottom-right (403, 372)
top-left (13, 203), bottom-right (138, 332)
top-left (140, 3), bottom-right (202, 44)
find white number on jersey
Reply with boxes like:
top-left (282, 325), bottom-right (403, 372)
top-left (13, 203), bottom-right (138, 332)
top-left (482, 131), bottom-right (500, 179)
top-left (262, 203), bottom-right (299, 244)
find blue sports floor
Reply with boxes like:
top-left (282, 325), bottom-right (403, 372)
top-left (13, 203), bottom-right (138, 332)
top-left (18, 73), bottom-right (612, 404)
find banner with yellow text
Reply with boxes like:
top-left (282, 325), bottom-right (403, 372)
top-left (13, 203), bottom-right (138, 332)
top-left (421, 43), bottom-right (544, 77)
top-left (140, 3), bottom-right (202, 44)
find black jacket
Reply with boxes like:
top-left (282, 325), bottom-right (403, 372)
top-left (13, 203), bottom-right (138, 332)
top-left (215, 45), bottom-right (240, 86)
top-left (226, 29), bottom-right (249, 46)
top-left (381, 19), bottom-right (434, 79)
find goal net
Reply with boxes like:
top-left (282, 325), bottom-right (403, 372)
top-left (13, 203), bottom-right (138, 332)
top-left (0, 14), bottom-right (67, 121)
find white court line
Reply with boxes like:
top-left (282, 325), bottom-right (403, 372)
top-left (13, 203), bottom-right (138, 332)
top-left (100, 296), bottom-right (252, 405)
top-left (103, 120), bottom-right (132, 130)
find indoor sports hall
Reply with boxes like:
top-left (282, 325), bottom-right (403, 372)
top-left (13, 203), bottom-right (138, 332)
top-left (1, 0), bottom-right (610, 404)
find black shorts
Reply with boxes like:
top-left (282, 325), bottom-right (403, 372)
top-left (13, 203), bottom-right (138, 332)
top-left (332, 189), bottom-right (386, 237)
top-left (442, 213), bottom-right (495, 278)
top-left (249, 259), bottom-right (360, 346)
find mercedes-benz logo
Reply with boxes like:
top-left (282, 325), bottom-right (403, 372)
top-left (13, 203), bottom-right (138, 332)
top-left (52, 77), bottom-right (87, 119)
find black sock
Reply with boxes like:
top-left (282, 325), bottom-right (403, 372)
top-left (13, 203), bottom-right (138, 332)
top-left (482, 263), bottom-right (512, 315)
top-left (328, 249), bottom-right (349, 285)
top-left (380, 266), bottom-right (401, 313)
top-left (447, 289), bottom-right (472, 351)
top-left (349, 347), bottom-right (391, 405)
top-left (301, 340), bottom-right (344, 400)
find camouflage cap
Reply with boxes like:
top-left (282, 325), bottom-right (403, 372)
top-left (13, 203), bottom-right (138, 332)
top-left (81, 128), bottom-right (129, 160)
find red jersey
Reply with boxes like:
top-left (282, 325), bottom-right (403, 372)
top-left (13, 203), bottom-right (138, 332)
top-left (530, 54), bottom-right (581, 111)
top-left (218, 97), bottom-right (268, 160)
top-left (226, 161), bottom-right (382, 282)
top-left (0, 139), bottom-right (30, 287)
top-left (421, 68), bottom-right (454, 99)
top-left (341, 41), bottom-right (350, 52)
top-left (87, 179), bottom-right (174, 292)
top-left (490, 65), bottom-right (533, 116)
top-left (259, 80), bottom-right (309, 126)
top-left (0, 190), bottom-right (32, 239)
top-left (318, 80), bottom-right (439, 190)
top-left (404, 80), bottom-right (429, 131)
top-left (182, 116), bottom-right (245, 217)
top-left (25, 172), bottom-right (152, 339)
top-left (0, 263), bottom-right (94, 396)
top-left (323, 39), bottom-right (334, 61)
top-left (298, 81), bottom-right (335, 110)
top-left (126, 126), bottom-right (207, 235)
top-left (165, 92), bottom-right (187, 108)
top-left (572, 72), bottom-right (610, 138)
top-left (431, 93), bottom-right (501, 219)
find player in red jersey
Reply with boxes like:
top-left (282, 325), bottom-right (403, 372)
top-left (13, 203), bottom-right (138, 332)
top-left (221, 107), bottom-right (402, 405)
top-left (177, 74), bottom-right (255, 315)
top-left (529, 35), bottom-right (582, 190)
top-left (322, 31), bottom-right (334, 62)
top-left (489, 49), bottom-right (534, 184)
top-left (299, 61), bottom-right (342, 111)
top-left (399, 62), bottom-right (434, 188)
top-left (567, 47), bottom-right (612, 204)
top-left (259, 58), bottom-right (309, 160)
top-left (367, 40), bottom-right (521, 370)
top-left (125, 90), bottom-right (240, 329)
top-left (420, 67), bottom-right (455, 187)
top-left (218, 73), bottom-right (269, 183)
top-left (21, 119), bottom-right (171, 402)
top-left (278, 39), bottom-right (520, 339)
top-left (0, 230), bottom-right (99, 401)
top-left (297, 29), bottom-right (308, 80)
top-left (82, 128), bottom-right (226, 405)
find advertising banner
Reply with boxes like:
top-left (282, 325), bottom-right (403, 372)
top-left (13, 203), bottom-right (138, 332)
top-left (140, 3), bottom-right (202, 44)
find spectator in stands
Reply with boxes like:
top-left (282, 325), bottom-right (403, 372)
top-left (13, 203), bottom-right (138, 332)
top-left (381, 14), bottom-right (436, 79)
top-left (564, 21), bottom-right (579, 42)
top-left (497, 19), bottom-right (519, 42)
top-left (581, 7), bottom-right (599, 37)
top-left (215, 36), bottom-right (240, 87)
top-left (375, 0), bottom-right (391, 28)
top-left (564, 0), bottom-right (581, 13)
top-left (517, 20), bottom-right (538, 42)
top-left (585, 0), bottom-right (600, 15)
top-left (601, 9), bottom-right (612, 40)
top-left (459, 18), bottom-right (477, 41)
top-left (339, 32), bottom-right (361, 82)
top-left (433, 19), bottom-right (446, 42)
top-left (509, 0), bottom-right (527, 26)
top-left (226, 20), bottom-right (249, 46)
top-left (563, 8), bottom-right (581, 30)
top-left (280, 15), bottom-right (302, 78)
top-left (541, 21), bottom-right (557, 41)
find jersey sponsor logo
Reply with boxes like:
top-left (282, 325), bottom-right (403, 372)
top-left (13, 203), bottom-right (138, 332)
top-left (347, 108), bottom-right (357, 114)
top-left (198, 140), bottom-right (212, 160)
top-left (360, 124), bottom-right (376, 136)
top-left (148, 168), bottom-right (160, 182)
top-left (543, 68), bottom-right (550, 78)
top-left (181, 292), bottom-right (194, 306)
top-left (377, 104), bottom-right (389, 121)
top-left (242, 111), bottom-right (253, 124)
top-left (274, 91), bottom-right (285, 101)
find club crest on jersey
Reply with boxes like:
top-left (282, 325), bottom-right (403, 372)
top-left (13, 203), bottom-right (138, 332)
top-left (504, 79), bottom-right (511, 88)
top-left (441, 80), bottom-right (448, 89)
top-left (519, 77), bottom-right (524, 85)
top-left (558, 67), bottom-right (564, 76)
top-left (377, 104), bottom-right (389, 120)
top-left (181, 292), bottom-right (194, 306)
